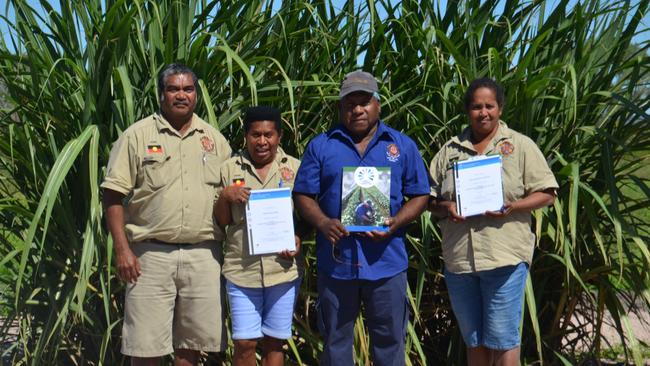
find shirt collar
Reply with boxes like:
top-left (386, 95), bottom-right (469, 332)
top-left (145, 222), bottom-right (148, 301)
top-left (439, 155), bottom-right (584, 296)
top-left (154, 112), bottom-right (204, 135)
top-left (327, 120), bottom-right (394, 143)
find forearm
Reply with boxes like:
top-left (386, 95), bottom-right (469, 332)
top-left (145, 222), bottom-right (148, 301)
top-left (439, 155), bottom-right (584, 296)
top-left (103, 189), bottom-right (130, 252)
top-left (214, 195), bottom-right (233, 227)
top-left (294, 193), bottom-right (330, 230)
top-left (512, 189), bottom-right (556, 212)
top-left (392, 195), bottom-right (429, 230)
top-left (428, 198), bottom-right (452, 218)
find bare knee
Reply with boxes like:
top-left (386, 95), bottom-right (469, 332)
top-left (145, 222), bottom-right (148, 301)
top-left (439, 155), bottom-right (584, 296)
top-left (234, 339), bottom-right (259, 364)
top-left (174, 348), bottom-right (200, 366)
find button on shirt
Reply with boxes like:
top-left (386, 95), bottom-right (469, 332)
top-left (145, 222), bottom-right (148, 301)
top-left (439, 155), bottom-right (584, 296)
top-left (216, 148), bottom-right (304, 288)
top-left (429, 121), bottom-right (559, 273)
top-left (293, 121), bottom-right (430, 280)
top-left (101, 113), bottom-right (232, 244)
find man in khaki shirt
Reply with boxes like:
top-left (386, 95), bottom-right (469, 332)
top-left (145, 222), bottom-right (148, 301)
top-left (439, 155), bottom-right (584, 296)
top-left (102, 64), bottom-right (231, 365)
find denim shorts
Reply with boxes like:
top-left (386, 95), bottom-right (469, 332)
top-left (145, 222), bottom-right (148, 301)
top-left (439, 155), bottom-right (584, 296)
top-left (226, 279), bottom-right (300, 340)
top-left (444, 262), bottom-right (528, 350)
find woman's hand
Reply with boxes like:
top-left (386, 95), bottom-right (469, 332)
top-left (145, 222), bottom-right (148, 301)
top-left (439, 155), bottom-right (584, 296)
top-left (279, 235), bottom-right (301, 258)
top-left (432, 200), bottom-right (465, 222)
top-left (484, 201), bottom-right (515, 218)
top-left (485, 190), bottom-right (556, 218)
top-left (221, 185), bottom-right (251, 204)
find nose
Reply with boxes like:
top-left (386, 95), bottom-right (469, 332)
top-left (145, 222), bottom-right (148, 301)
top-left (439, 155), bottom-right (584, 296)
top-left (352, 104), bottom-right (364, 114)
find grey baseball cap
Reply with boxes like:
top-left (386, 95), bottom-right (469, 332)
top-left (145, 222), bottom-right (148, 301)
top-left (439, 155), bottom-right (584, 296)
top-left (339, 71), bottom-right (379, 98)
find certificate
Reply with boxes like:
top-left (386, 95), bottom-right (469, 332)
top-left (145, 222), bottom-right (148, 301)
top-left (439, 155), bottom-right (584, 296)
top-left (454, 155), bottom-right (504, 217)
top-left (245, 188), bottom-right (295, 255)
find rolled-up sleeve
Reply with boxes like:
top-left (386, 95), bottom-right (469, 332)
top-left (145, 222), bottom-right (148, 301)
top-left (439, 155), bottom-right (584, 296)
top-left (401, 137), bottom-right (431, 196)
top-left (520, 137), bottom-right (559, 195)
top-left (101, 133), bottom-right (137, 195)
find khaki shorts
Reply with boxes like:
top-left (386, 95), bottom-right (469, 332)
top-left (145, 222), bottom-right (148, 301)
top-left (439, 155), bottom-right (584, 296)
top-left (121, 241), bottom-right (226, 357)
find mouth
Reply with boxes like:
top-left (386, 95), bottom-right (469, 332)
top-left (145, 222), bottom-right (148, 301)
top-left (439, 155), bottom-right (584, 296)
top-left (173, 102), bottom-right (189, 108)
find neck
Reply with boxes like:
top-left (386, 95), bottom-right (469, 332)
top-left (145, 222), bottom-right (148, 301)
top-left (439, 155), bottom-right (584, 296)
top-left (471, 124), bottom-right (499, 145)
top-left (350, 121), bottom-right (378, 144)
top-left (162, 112), bottom-right (193, 133)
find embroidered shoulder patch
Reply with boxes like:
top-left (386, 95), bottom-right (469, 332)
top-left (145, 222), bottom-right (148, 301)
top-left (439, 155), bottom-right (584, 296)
top-left (279, 167), bottom-right (295, 181)
top-left (201, 136), bottom-right (215, 153)
top-left (498, 141), bottom-right (515, 156)
top-left (386, 143), bottom-right (400, 162)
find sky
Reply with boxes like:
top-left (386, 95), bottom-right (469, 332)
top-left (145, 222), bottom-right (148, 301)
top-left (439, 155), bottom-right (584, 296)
top-left (1, 1), bottom-right (648, 56)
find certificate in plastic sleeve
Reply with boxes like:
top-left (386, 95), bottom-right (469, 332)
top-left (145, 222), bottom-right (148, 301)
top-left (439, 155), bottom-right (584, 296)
top-left (453, 155), bottom-right (504, 217)
top-left (245, 188), bottom-right (295, 255)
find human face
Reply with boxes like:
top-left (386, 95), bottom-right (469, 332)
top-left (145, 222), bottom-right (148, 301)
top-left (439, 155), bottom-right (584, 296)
top-left (245, 121), bottom-right (281, 167)
top-left (467, 87), bottom-right (502, 140)
top-left (160, 73), bottom-right (197, 123)
top-left (339, 92), bottom-right (381, 140)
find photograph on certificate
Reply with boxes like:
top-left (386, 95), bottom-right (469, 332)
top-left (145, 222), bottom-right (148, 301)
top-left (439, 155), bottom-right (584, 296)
top-left (340, 166), bottom-right (391, 232)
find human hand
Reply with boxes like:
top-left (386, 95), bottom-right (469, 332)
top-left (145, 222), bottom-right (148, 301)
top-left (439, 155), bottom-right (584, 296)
top-left (317, 218), bottom-right (349, 245)
top-left (442, 201), bottom-right (465, 222)
top-left (221, 185), bottom-right (251, 204)
top-left (279, 235), bottom-right (301, 258)
top-left (116, 247), bottom-right (141, 283)
top-left (364, 217), bottom-right (395, 241)
top-left (485, 202), bottom-right (515, 218)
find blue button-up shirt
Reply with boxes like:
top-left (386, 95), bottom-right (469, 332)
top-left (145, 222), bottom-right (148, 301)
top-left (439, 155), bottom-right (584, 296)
top-left (293, 121), bottom-right (430, 280)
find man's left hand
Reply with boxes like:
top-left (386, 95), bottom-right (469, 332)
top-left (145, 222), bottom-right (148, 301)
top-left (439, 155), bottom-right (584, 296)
top-left (364, 218), bottom-right (396, 242)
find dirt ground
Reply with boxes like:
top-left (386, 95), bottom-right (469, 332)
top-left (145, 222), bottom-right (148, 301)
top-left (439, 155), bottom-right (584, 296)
top-left (564, 304), bottom-right (650, 365)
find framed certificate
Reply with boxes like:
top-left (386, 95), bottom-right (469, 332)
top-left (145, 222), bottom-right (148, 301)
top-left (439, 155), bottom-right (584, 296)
top-left (454, 155), bottom-right (504, 217)
top-left (245, 188), bottom-right (295, 255)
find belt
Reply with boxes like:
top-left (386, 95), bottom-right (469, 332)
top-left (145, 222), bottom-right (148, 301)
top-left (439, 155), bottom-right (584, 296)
top-left (146, 239), bottom-right (193, 245)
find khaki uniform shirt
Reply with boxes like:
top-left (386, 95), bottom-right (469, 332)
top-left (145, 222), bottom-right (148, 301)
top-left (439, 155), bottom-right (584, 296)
top-left (216, 147), bottom-right (304, 288)
top-left (429, 121), bottom-right (558, 273)
top-left (101, 113), bottom-right (231, 243)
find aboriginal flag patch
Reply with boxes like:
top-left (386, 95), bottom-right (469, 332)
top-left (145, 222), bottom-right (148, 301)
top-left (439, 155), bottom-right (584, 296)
top-left (147, 144), bottom-right (163, 154)
top-left (232, 178), bottom-right (246, 186)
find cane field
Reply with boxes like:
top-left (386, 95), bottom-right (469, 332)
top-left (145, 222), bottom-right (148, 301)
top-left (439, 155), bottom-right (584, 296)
top-left (0, 0), bottom-right (649, 365)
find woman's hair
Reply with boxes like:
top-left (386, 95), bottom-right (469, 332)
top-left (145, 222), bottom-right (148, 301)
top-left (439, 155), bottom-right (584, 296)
top-left (243, 106), bottom-right (282, 133)
top-left (463, 77), bottom-right (505, 111)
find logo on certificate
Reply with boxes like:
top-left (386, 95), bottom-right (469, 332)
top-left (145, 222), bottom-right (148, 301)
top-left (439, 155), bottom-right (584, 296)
top-left (353, 167), bottom-right (379, 188)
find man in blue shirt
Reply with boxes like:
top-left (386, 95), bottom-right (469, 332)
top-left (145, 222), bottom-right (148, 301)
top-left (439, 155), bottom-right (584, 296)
top-left (293, 71), bottom-right (430, 366)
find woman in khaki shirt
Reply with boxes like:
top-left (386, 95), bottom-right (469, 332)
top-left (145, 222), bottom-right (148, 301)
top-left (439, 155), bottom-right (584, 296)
top-left (214, 106), bottom-right (303, 366)
top-left (429, 78), bottom-right (558, 366)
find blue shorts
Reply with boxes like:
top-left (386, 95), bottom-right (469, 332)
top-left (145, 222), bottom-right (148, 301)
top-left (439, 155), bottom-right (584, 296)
top-left (226, 279), bottom-right (300, 340)
top-left (444, 262), bottom-right (528, 350)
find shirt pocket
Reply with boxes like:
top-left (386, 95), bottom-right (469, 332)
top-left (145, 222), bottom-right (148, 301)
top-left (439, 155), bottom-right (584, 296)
top-left (203, 154), bottom-right (222, 185)
top-left (142, 156), bottom-right (169, 190)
